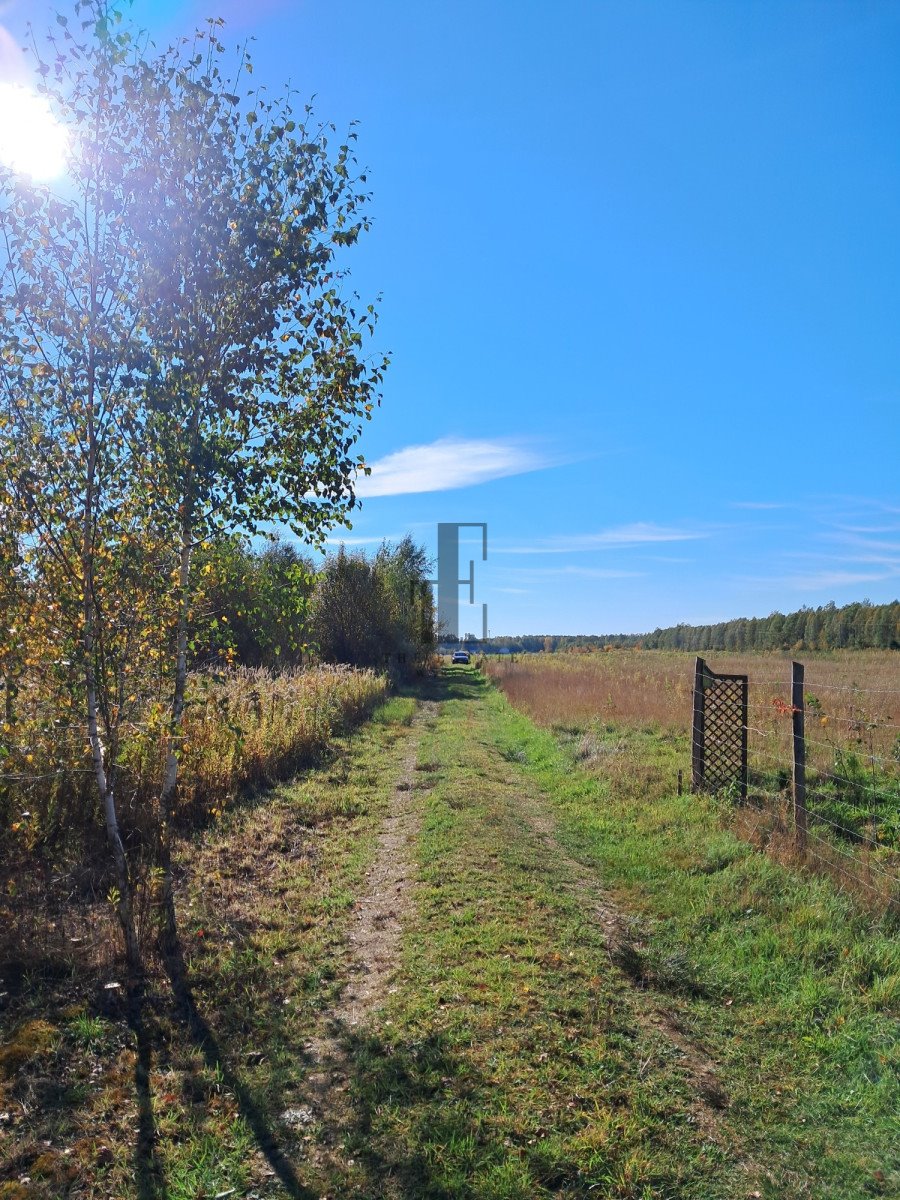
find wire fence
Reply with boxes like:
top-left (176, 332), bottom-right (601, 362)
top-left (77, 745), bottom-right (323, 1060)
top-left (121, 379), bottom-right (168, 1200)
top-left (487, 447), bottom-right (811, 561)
top-left (691, 656), bottom-right (900, 907)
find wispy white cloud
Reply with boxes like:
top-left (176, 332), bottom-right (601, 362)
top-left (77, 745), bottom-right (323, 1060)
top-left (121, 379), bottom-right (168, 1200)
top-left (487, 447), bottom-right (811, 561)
top-left (827, 533), bottom-right (900, 555)
top-left (508, 566), bottom-right (645, 580)
top-left (730, 501), bottom-right (787, 510)
top-left (355, 437), bottom-right (549, 497)
top-left (495, 523), bottom-right (707, 555)
top-left (739, 566), bottom-right (900, 592)
top-left (740, 519), bottom-right (900, 591)
top-left (784, 569), bottom-right (900, 590)
top-left (789, 549), bottom-right (900, 567)
top-left (834, 524), bottom-right (900, 535)
top-left (323, 534), bottom-right (398, 547)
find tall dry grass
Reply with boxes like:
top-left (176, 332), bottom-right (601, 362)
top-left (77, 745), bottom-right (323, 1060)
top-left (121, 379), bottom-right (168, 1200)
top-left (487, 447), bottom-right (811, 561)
top-left (0, 664), bottom-right (387, 973)
top-left (485, 651), bottom-right (693, 730)
top-left (127, 665), bottom-right (387, 824)
top-left (484, 649), bottom-right (900, 767)
top-left (2, 665), bottom-right (387, 842)
top-left (485, 649), bottom-right (900, 906)
top-left (489, 648), bottom-right (897, 739)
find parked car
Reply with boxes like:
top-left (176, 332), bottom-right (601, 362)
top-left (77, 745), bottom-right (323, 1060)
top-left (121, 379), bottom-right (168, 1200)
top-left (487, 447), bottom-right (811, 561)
top-left (451, 650), bottom-right (471, 664)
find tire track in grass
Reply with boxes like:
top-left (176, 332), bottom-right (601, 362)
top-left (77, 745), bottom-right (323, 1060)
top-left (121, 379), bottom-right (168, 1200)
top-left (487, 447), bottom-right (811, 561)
top-left (451, 687), bottom-right (738, 1148)
top-left (512, 788), bottom-right (735, 1139)
top-left (296, 700), bottom-right (438, 1172)
top-left (332, 699), bottom-right (439, 1030)
top-left (479, 692), bottom-right (776, 1195)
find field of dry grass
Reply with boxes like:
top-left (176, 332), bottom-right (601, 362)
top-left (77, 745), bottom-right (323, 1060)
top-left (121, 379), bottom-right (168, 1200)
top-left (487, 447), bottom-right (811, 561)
top-left (484, 649), bottom-right (900, 905)
top-left (484, 649), bottom-right (898, 741)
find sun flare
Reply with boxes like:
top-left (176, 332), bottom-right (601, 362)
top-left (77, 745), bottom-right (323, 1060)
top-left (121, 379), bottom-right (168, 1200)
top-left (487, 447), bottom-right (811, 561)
top-left (0, 81), bottom-right (68, 180)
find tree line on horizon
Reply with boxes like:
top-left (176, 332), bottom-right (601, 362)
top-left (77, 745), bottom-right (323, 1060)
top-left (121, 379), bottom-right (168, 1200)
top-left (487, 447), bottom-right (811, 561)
top-left (475, 599), bottom-right (900, 655)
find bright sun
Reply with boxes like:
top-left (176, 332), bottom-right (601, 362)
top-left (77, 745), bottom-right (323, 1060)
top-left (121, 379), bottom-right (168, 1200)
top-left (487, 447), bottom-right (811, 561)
top-left (0, 82), bottom-right (68, 180)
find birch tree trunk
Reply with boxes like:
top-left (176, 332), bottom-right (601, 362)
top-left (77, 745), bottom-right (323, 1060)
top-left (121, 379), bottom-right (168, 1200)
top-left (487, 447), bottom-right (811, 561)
top-left (157, 508), bottom-right (193, 961)
top-left (83, 411), bottom-right (141, 975)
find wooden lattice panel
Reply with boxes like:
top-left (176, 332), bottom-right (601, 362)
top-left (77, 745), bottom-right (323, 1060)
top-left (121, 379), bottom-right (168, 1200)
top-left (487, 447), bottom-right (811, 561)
top-left (692, 659), bottom-right (748, 799)
top-left (703, 675), bottom-right (747, 794)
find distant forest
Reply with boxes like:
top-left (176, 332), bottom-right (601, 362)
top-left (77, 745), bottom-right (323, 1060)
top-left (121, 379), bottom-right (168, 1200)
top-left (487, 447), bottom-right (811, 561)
top-left (477, 599), bottom-right (900, 654)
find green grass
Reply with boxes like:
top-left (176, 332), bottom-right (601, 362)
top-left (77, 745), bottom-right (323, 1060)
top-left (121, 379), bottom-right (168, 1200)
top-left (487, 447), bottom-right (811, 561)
top-left (3, 668), bottom-right (897, 1198)
top-left (370, 694), bottom-right (418, 726)
top-left (331, 669), bottom-right (742, 1199)
top-left (486, 685), bottom-right (900, 1198)
top-left (65, 1013), bottom-right (109, 1051)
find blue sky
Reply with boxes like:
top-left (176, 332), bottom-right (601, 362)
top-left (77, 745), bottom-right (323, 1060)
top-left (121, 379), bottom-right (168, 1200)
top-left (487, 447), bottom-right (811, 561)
top-left (5, 1), bottom-right (900, 634)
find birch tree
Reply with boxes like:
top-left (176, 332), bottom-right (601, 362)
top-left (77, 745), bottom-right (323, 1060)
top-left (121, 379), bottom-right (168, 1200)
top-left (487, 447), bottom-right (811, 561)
top-left (0, 1), bottom-right (385, 970)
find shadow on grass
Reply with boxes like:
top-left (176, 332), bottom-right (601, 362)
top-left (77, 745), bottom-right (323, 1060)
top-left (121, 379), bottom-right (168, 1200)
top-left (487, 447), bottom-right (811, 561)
top-left (422, 666), bottom-right (491, 705)
top-left (127, 988), bottom-right (169, 1200)
top-left (163, 946), bottom-right (317, 1200)
top-left (342, 1027), bottom-right (483, 1199)
top-left (339, 1023), bottom-right (586, 1198)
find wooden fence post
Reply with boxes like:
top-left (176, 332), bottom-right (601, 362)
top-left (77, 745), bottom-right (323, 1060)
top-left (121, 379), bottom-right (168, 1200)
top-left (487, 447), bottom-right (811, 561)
top-left (691, 656), bottom-right (706, 792)
top-left (792, 660), bottom-right (807, 853)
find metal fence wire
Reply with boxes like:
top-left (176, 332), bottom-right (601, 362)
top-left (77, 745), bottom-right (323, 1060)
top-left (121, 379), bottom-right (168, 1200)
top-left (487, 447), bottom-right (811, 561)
top-left (690, 655), bottom-right (899, 906)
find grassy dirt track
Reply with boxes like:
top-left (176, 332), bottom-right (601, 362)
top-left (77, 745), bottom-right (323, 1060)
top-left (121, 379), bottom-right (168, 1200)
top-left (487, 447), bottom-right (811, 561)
top-left (1, 668), bottom-right (897, 1199)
